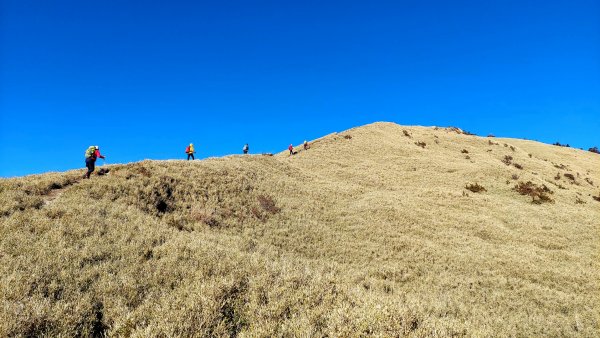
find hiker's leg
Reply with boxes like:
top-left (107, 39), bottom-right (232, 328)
top-left (85, 158), bottom-right (94, 178)
top-left (191, 154), bottom-right (195, 160)
top-left (187, 154), bottom-right (191, 160)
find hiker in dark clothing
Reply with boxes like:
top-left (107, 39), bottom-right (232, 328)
top-left (84, 146), bottom-right (105, 179)
top-left (243, 144), bottom-right (249, 154)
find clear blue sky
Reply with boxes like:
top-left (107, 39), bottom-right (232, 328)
top-left (1, 0), bottom-right (598, 177)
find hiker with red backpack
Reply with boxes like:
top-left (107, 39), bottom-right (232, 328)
top-left (185, 143), bottom-right (195, 160)
top-left (83, 145), bottom-right (106, 179)
top-left (288, 144), bottom-right (294, 155)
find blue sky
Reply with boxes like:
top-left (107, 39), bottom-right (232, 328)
top-left (1, 0), bottom-right (598, 177)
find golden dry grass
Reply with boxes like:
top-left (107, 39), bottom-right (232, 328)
top-left (1, 122), bottom-right (599, 337)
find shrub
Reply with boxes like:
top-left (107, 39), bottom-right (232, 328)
top-left (575, 196), bottom-right (586, 204)
top-left (402, 130), bottom-right (411, 138)
top-left (585, 178), bottom-right (594, 186)
top-left (589, 147), bottom-right (599, 154)
top-left (513, 163), bottom-right (523, 170)
top-left (553, 142), bottom-right (570, 147)
top-left (465, 183), bottom-right (486, 193)
top-left (554, 173), bottom-right (561, 180)
top-left (250, 206), bottom-right (267, 222)
top-left (501, 155), bottom-right (513, 166)
top-left (509, 146), bottom-right (516, 151)
top-left (461, 149), bottom-right (469, 154)
top-left (415, 142), bottom-right (426, 148)
top-left (487, 134), bottom-right (495, 137)
top-left (257, 194), bottom-right (280, 214)
top-left (514, 181), bottom-right (554, 204)
top-left (191, 207), bottom-right (221, 227)
top-left (564, 173), bottom-right (575, 181)
top-left (343, 134), bottom-right (352, 140)
top-left (593, 194), bottom-right (600, 202)
top-left (135, 166), bottom-right (152, 177)
top-left (511, 174), bottom-right (519, 180)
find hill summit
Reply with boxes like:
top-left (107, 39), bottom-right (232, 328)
top-left (1, 122), bottom-right (599, 336)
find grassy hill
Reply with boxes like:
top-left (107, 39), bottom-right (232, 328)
top-left (1, 122), bottom-right (599, 337)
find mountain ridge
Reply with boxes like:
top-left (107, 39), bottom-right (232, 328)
top-left (1, 122), bottom-right (598, 336)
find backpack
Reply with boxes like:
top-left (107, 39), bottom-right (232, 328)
top-left (85, 146), bottom-right (96, 159)
top-left (185, 146), bottom-right (190, 153)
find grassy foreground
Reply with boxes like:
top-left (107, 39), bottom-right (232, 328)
top-left (1, 122), bottom-right (599, 337)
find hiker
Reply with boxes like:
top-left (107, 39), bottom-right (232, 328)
top-left (303, 140), bottom-right (309, 150)
top-left (243, 143), bottom-right (249, 154)
top-left (288, 144), bottom-right (294, 155)
top-left (84, 145), bottom-right (105, 179)
top-left (185, 143), bottom-right (195, 160)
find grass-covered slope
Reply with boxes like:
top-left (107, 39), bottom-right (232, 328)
top-left (1, 122), bottom-right (599, 336)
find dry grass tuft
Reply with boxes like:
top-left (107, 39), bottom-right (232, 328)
top-left (513, 163), bottom-right (523, 170)
top-left (514, 181), bottom-right (554, 204)
top-left (501, 155), bottom-right (513, 165)
top-left (465, 183), bottom-right (486, 193)
top-left (257, 194), bottom-right (280, 214)
top-left (554, 163), bottom-right (568, 170)
top-left (414, 141), bottom-right (426, 148)
top-left (403, 129), bottom-right (412, 138)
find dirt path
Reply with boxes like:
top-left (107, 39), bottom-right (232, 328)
top-left (43, 188), bottom-right (66, 206)
top-left (42, 178), bottom-right (83, 206)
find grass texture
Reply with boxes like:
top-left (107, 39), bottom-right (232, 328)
top-left (1, 122), bottom-right (599, 337)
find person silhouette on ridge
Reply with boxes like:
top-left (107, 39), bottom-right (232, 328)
top-left (185, 143), bottom-right (195, 160)
top-left (83, 145), bottom-right (105, 179)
